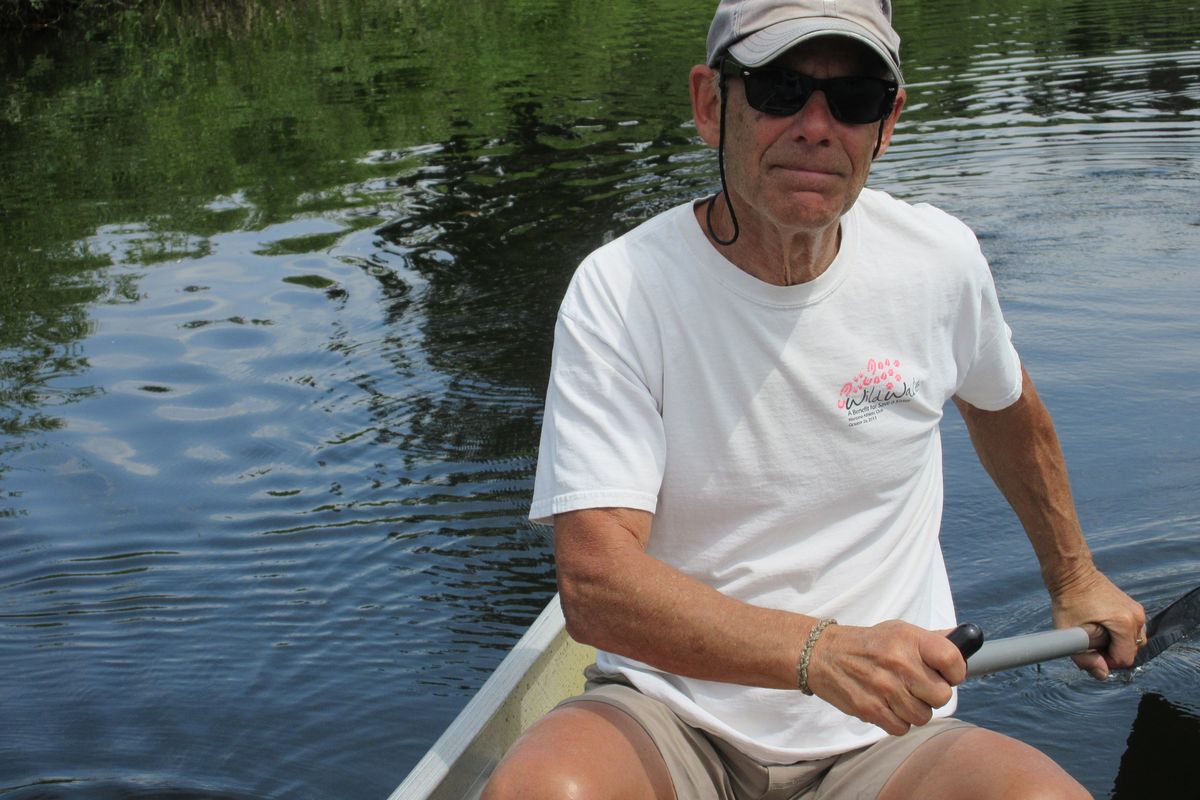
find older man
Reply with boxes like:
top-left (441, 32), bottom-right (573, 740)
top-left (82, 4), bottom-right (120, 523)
top-left (485, 1), bottom-right (1145, 798)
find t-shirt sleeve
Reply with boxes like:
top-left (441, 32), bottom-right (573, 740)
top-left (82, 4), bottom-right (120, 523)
top-left (952, 233), bottom-right (1023, 411)
top-left (528, 292), bottom-right (666, 525)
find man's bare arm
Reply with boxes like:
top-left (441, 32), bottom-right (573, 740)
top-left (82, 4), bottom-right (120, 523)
top-left (954, 365), bottom-right (1145, 676)
top-left (554, 507), bottom-right (965, 735)
top-left (555, 507), bottom-right (805, 689)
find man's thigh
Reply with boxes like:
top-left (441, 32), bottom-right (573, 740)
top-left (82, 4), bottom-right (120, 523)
top-left (803, 718), bottom-right (973, 800)
top-left (875, 726), bottom-right (1091, 800)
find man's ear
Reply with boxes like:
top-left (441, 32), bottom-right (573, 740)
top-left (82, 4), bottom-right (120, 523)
top-left (690, 64), bottom-right (723, 148)
top-left (873, 87), bottom-right (906, 159)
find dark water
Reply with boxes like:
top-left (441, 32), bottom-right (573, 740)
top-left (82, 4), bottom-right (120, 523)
top-left (1, 1), bottom-right (1198, 797)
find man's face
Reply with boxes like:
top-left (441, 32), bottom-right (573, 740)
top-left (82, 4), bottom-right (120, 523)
top-left (698, 37), bottom-right (905, 240)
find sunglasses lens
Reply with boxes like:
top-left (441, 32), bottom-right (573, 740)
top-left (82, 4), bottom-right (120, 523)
top-left (825, 77), bottom-right (893, 124)
top-left (739, 67), bottom-right (894, 124)
top-left (743, 70), bottom-right (810, 116)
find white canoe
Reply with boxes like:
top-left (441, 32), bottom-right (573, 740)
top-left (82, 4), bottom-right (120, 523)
top-left (389, 594), bottom-right (595, 800)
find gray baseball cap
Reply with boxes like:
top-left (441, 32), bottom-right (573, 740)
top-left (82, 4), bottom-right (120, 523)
top-left (706, 0), bottom-right (903, 84)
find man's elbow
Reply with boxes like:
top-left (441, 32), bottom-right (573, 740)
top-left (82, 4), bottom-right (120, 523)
top-left (557, 567), bottom-right (605, 645)
top-left (553, 507), bottom-right (652, 646)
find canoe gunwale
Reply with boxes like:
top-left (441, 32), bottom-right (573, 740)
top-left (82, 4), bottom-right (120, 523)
top-left (390, 593), bottom-right (595, 800)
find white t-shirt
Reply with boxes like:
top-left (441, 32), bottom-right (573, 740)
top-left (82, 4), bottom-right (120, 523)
top-left (530, 188), bottom-right (1023, 763)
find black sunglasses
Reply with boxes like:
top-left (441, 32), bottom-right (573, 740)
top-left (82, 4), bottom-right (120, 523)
top-left (721, 59), bottom-right (898, 125)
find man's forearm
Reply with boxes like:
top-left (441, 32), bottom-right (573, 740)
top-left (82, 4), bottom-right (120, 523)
top-left (954, 366), bottom-right (1095, 593)
top-left (955, 366), bottom-right (1146, 674)
top-left (554, 507), bottom-right (810, 690)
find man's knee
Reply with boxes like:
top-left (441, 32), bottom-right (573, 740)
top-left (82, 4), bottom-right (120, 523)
top-left (880, 727), bottom-right (1090, 800)
top-left (480, 701), bottom-right (673, 800)
top-left (482, 754), bottom-right (601, 800)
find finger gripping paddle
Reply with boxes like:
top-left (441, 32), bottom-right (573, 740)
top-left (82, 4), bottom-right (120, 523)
top-left (947, 622), bottom-right (985, 659)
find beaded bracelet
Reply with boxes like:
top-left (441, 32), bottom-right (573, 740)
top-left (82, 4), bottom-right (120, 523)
top-left (797, 618), bottom-right (837, 696)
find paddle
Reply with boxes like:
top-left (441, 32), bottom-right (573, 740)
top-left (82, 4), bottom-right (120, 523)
top-left (951, 585), bottom-right (1200, 677)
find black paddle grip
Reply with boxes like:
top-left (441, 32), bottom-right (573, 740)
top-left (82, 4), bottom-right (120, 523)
top-left (947, 622), bottom-right (985, 659)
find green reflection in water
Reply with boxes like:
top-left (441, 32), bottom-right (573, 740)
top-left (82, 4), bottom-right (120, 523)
top-left (0, 0), bottom-right (715, 452)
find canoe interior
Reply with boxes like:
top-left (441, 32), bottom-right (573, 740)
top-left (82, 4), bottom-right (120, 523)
top-left (390, 594), bottom-right (596, 800)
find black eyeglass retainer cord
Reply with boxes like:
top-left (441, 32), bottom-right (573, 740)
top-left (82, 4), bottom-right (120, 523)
top-left (706, 66), bottom-right (741, 247)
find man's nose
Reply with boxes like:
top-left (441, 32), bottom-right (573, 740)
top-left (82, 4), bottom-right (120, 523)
top-left (788, 90), bottom-right (838, 140)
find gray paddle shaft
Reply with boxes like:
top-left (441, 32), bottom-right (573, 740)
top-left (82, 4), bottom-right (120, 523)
top-left (966, 627), bottom-right (1095, 677)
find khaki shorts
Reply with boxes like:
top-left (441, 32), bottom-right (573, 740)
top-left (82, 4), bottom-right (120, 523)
top-left (558, 665), bottom-right (973, 800)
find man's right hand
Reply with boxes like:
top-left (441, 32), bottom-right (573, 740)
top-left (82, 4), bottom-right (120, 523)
top-left (805, 620), bottom-right (966, 736)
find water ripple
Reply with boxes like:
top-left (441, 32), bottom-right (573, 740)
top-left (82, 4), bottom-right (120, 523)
top-left (2, 2), bottom-right (1197, 798)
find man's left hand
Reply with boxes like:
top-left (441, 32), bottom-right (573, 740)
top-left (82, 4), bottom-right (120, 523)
top-left (1049, 566), bottom-right (1146, 679)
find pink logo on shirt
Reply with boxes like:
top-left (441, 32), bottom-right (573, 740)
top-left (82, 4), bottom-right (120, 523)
top-left (836, 358), bottom-right (920, 427)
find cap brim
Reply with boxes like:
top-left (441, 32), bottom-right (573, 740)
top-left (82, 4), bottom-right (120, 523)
top-left (724, 20), bottom-right (903, 84)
